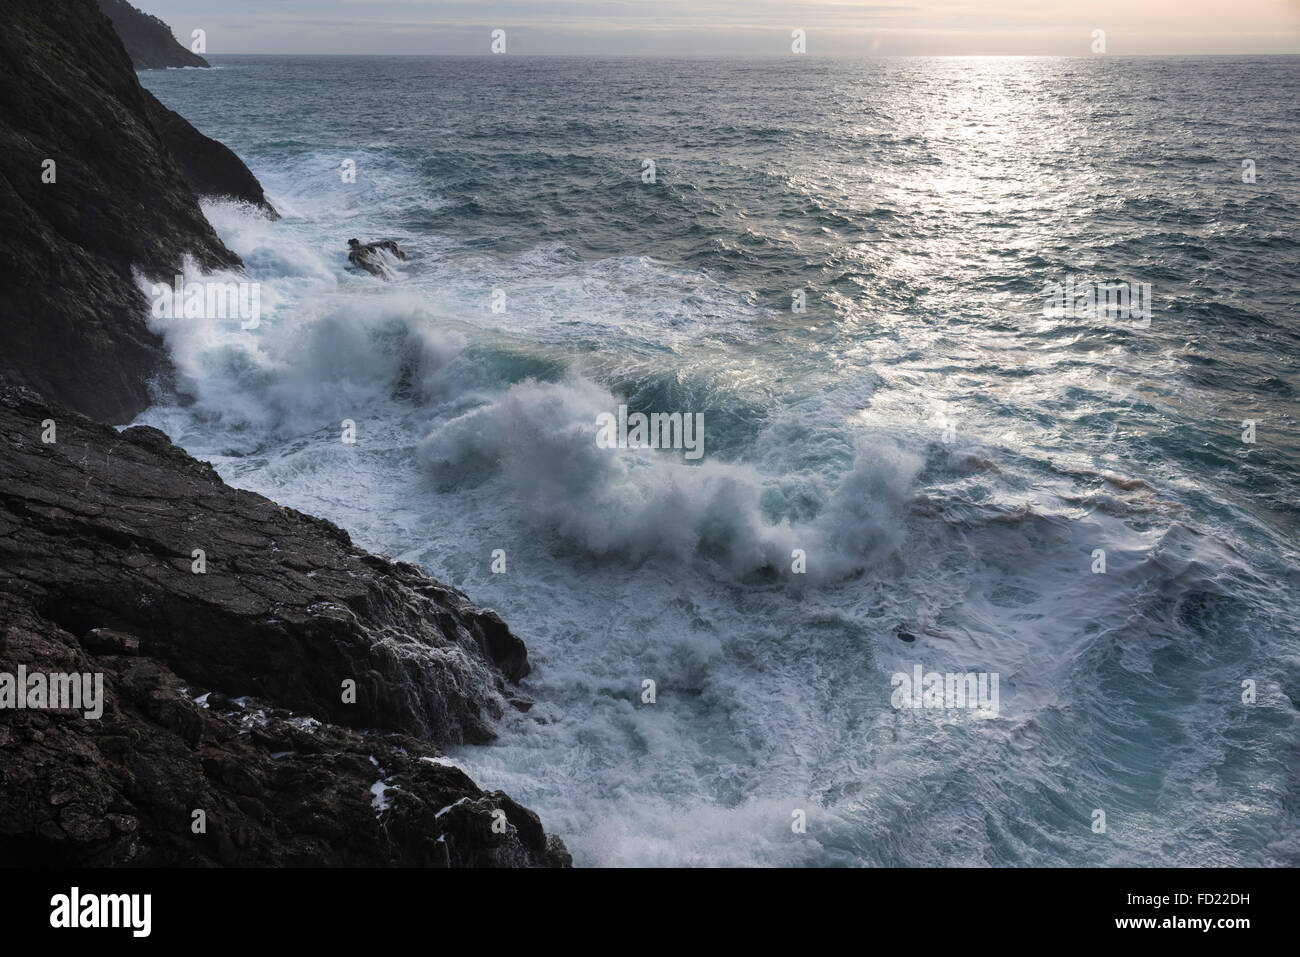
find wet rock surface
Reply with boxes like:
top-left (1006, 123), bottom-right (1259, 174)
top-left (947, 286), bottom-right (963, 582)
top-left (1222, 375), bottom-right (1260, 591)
top-left (0, 386), bottom-right (569, 867)
top-left (0, 592), bottom-right (569, 867)
top-left (347, 238), bottom-right (407, 278)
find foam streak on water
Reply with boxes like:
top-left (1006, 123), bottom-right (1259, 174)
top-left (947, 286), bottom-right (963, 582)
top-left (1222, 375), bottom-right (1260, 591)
top-left (137, 56), bottom-right (1300, 866)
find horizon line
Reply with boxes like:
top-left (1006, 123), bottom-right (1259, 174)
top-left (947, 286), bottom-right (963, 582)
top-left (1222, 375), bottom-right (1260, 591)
top-left (191, 51), bottom-right (1300, 59)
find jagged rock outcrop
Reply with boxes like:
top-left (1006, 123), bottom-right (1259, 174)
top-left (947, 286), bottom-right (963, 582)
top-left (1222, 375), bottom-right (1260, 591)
top-left (97, 0), bottom-right (209, 69)
top-left (0, 386), bottom-right (570, 867)
top-left (144, 93), bottom-right (279, 218)
top-left (348, 238), bottom-right (407, 278)
top-left (0, 593), bottom-right (568, 866)
top-left (0, 387), bottom-right (530, 744)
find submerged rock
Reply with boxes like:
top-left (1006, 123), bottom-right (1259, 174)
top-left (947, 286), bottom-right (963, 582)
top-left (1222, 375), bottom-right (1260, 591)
top-left (0, 386), bottom-right (568, 867)
top-left (348, 238), bottom-right (408, 278)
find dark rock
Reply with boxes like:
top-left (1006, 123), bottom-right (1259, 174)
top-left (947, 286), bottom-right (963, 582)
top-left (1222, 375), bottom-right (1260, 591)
top-left (0, 0), bottom-right (240, 424)
top-left (96, 0), bottom-right (209, 69)
top-left (0, 386), bottom-right (533, 745)
top-left (143, 92), bottom-right (279, 218)
top-left (348, 238), bottom-right (407, 278)
top-left (0, 592), bottom-right (569, 867)
top-left (81, 628), bottom-right (142, 656)
top-left (0, 386), bottom-right (569, 867)
top-left (96, 2), bottom-right (277, 217)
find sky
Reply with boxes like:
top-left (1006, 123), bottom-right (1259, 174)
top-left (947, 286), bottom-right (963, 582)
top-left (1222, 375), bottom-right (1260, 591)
top-left (141, 0), bottom-right (1300, 56)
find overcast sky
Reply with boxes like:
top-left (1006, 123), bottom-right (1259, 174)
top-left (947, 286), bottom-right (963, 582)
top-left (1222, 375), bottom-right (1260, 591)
top-left (140, 0), bottom-right (1300, 56)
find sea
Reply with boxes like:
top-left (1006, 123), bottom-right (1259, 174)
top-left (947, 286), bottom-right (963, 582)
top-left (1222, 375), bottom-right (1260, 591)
top-left (136, 55), bottom-right (1300, 866)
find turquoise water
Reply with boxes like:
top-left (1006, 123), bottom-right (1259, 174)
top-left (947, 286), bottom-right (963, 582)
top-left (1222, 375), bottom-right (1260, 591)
top-left (138, 56), bottom-right (1300, 865)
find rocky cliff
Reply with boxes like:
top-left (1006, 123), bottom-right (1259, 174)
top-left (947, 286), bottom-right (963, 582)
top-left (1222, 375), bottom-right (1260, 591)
top-left (0, 0), bottom-right (567, 868)
top-left (144, 94), bottom-right (279, 218)
top-left (100, 0), bottom-right (278, 215)
top-left (97, 0), bottom-right (210, 69)
top-left (0, 386), bottom-right (569, 867)
top-left (0, 0), bottom-right (274, 424)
